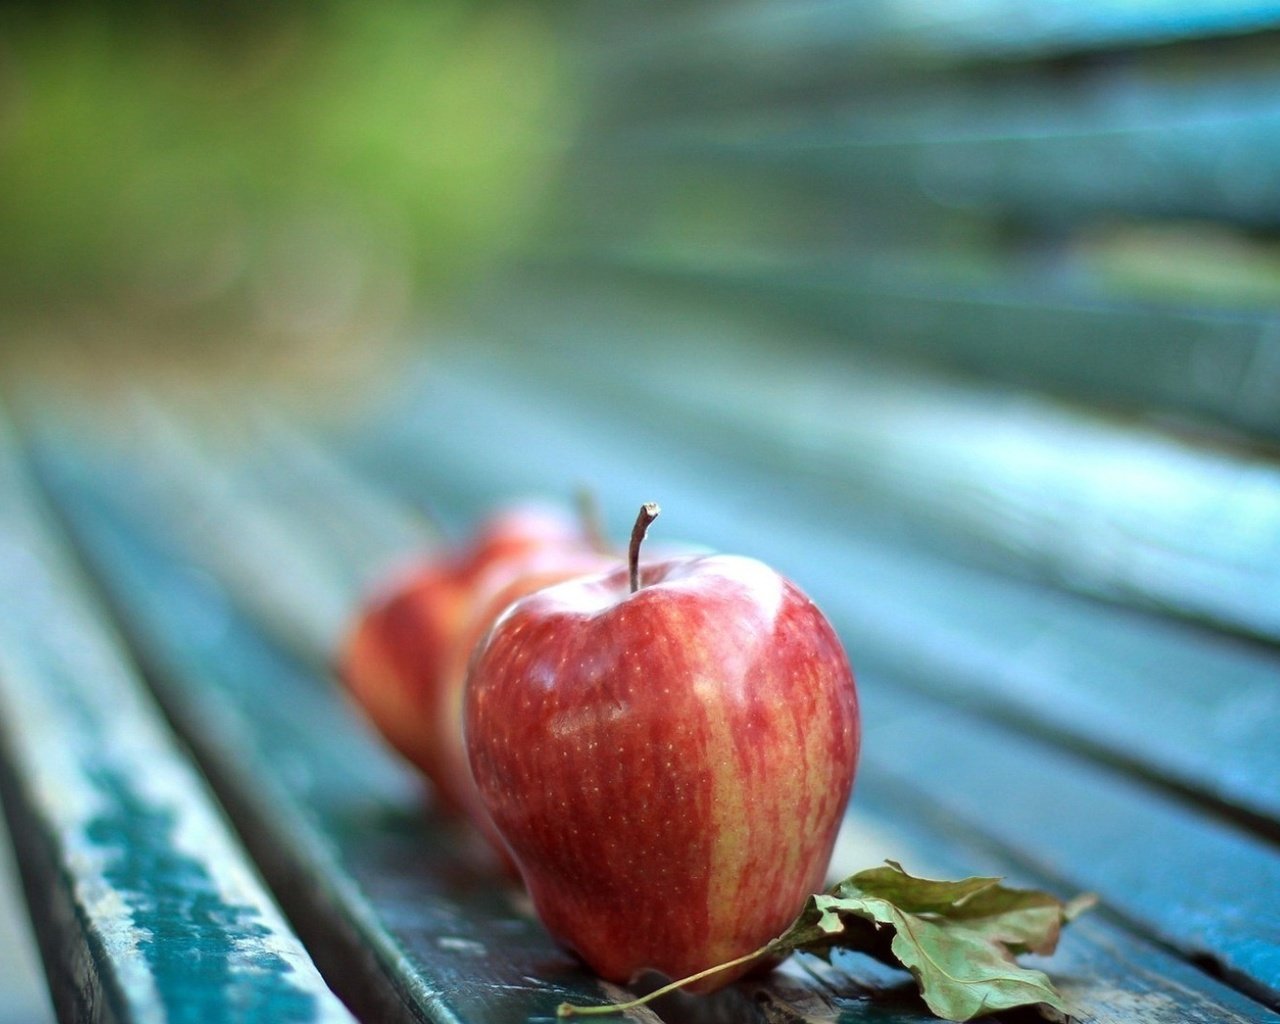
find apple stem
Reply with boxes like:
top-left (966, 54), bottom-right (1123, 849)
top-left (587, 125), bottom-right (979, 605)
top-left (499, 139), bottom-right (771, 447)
top-left (556, 942), bottom-right (772, 1018)
top-left (628, 502), bottom-right (660, 594)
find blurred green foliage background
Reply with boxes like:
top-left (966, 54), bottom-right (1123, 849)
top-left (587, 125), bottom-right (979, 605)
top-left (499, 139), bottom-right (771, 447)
top-left (0, 1), bottom-right (575, 388)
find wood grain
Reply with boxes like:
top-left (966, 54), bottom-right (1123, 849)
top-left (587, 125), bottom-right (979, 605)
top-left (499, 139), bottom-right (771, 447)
top-left (0, 411), bottom-right (354, 1024)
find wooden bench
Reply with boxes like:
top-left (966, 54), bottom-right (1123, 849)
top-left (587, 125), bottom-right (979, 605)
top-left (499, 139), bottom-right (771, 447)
top-left (3, 3), bottom-right (1280, 1022)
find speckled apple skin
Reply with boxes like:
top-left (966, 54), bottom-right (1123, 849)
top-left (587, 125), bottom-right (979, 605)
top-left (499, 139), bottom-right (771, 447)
top-left (464, 554), bottom-right (860, 990)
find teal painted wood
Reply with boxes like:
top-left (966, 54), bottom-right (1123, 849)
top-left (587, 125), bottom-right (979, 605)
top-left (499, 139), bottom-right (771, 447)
top-left (120, 401), bottom-right (438, 618)
top-left (93, 402), bottom-right (359, 662)
top-left (844, 773), bottom-right (1280, 1024)
top-left (0, 413), bottom-right (355, 1024)
top-left (588, 53), bottom-right (1280, 230)
top-left (551, 249), bottom-right (1280, 443)
top-left (467, 276), bottom-right (1280, 643)
top-left (336, 344), bottom-right (1280, 837)
top-left (587, 0), bottom-right (1280, 84)
top-left (546, 31), bottom-right (1280, 441)
top-left (96, 401), bottom-right (436, 670)
top-left (234, 412), bottom-right (436, 599)
top-left (859, 683), bottom-right (1280, 1008)
top-left (324, 351), bottom-right (1280, 1005)
top-left (31, 427), bottom-right (1280, 1024)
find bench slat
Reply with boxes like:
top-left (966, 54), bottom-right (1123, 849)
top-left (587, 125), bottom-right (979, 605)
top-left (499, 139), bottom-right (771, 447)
top-left (848, 773), bottom-right (1280, 1024)
top-left (861, 682), bottom-right (1280, 1005)
top-left (238, 415), bottom-right (436, 594)
top-left (590, 1), bottom-right (1280, 84)
top-left (533, 248), bottom-right (1280, 443)
top-left (0, 412), bottom-right (354, 1024)
top-left (33, 417), bottom-right (1280, 1024)
top-left (591, 53), bottom-right (1280, 230)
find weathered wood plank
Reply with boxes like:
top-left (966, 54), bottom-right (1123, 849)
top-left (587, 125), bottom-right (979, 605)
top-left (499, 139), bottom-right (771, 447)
top-left (0, 412), bottom-right (355, 1024)
top-left (334, 343), bottom-right (1280, 838)
top-left (33, 419), bottom-right (1280, 1024)
top-left (587, 48), bottom-right (1280, 230)
top-left (321, 351), bottom-right (1280, 1005)
top-left (468, 276), bottom-right (1280, 641)
top-left (93, 399), bottom-right (362, 662)
top-left (859, 683), bottom-right (1280, 1007)
top-left (586, 0), bottom-right (1280, 87)
top-left (545, 43), bottom-right (1280, 440)
top-left (525, 248), bottom-right (1280, 443)
top-left (845, 773), bottom-right (1280, 1024)
top-left (232, 409), bottom-right (435, 599)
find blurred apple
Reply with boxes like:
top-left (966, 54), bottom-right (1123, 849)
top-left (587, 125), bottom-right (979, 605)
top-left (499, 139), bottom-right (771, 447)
top-left (338, 502), bottom-right (593, 813)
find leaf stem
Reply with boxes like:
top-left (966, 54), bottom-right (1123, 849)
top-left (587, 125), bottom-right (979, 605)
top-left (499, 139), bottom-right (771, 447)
top-left (627, 502), bottom-right (660, 595)
top-left (556, 942), bottom-right (771, 1018)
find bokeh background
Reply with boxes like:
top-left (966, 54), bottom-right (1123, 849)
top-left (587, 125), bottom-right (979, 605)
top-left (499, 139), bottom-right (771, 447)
top-left (0, 0), bottom-right (575, 396)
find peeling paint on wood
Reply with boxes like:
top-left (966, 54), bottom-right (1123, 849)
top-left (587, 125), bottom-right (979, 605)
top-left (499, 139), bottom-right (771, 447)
top-left (0, 411), bottom-right (354, 1024)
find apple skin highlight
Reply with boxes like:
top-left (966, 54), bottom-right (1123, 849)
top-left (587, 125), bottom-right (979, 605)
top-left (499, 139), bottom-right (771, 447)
top-left (465, 554), bottom-right (861, 990)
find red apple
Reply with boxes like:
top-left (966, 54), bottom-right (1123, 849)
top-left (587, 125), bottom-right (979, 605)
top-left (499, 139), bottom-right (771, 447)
top-left (338, 501), bottom-right (595, 811)
top-left (434, 545), bottom-right (620, 852)
top-left (464, 504), bottom-right (860, 990)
